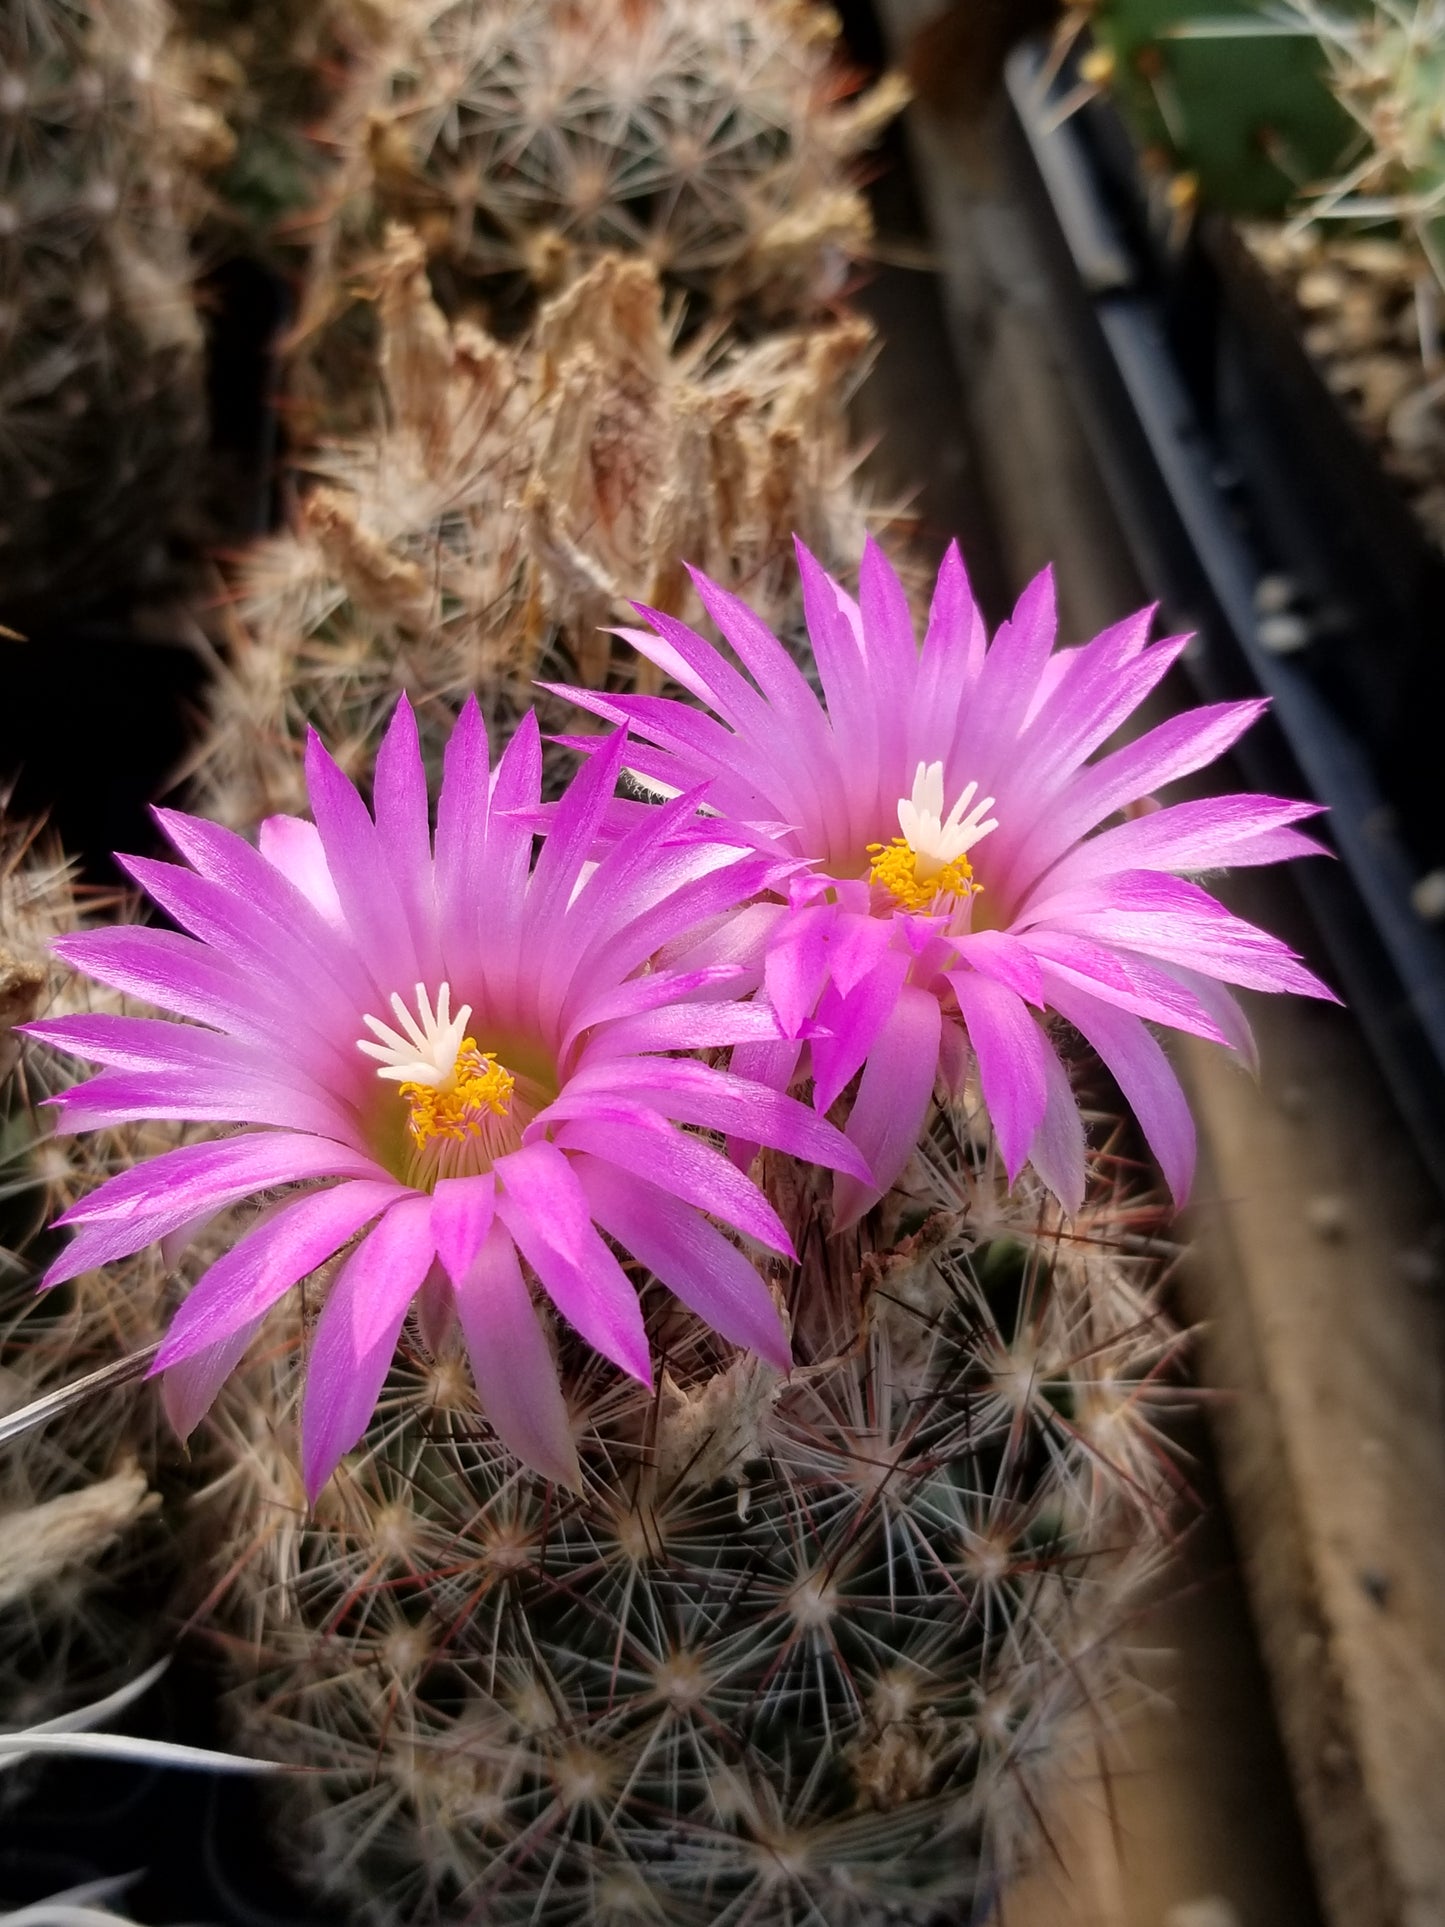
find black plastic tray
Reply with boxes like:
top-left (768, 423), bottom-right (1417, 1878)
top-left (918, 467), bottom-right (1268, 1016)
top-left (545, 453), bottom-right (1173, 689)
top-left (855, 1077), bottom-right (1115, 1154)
top-left (1001, 34), bottom-right (1445, 1198)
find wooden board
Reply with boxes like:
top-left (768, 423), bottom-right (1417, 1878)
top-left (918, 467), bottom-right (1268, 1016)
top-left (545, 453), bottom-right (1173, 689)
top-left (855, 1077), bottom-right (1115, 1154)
top-left (866, 4), bottom-right (1445, 1922)
top-left (1177, 888), bottom-right (1445, 1927)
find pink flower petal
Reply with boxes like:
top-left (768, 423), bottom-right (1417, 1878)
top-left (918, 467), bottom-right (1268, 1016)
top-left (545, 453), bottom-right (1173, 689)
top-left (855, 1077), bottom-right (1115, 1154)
top-left (414, 1260), bottom-right (457, 1355)
top-left (795, 538), bottom-right (879, 849)
top-left (948, 970), bottom-right (1050, 1182)
top-left (118, 851), bottom-right (373, 1029)
top-left (454, 1222), bottom-right (580, 1490)
top-left (858, 534), bottom-right (917, 785)
top-left (559, 963), bottom-right (747, 1059)
top-left (525, 730), bottom-right (629, 944)
top-left (686, 565), bottom-right (844, 822)
top-left (1040, 794), bottom-right (1327, 892)
top-left (430, 1174), bottom-right (498, 1286)
top-left (50, 1066), bottom-right (357, 1140)
top-left (46, 1132), bottom-right (385, 1286)
top-left (949, 930), bottom-right (1044, 1005)
top-left (967, 566), bottom-right (1057, 768)
top-left (833, 984), bottom-right (941, 1228)
top-left (372, 696), bottom-right (442, 986)
top-left (48, 927), bottom-right (348, 1073)
top-left (722, 1028), bottom-right (805, 1171)
top-left (161, 1313), bottom-right (264, 1441)
top-left (1027, 869), bottom-right (1336, 1000)
top-left (575, 1153), bottom-right (791, 1372)
top-left (304, 730), bottom-right (420, 998)
top-left (258, 816), bottom-right (345, 926)
top-left (151, 811), bottom-right (378, 1020)
top-left (1009, 699), bottom-right (1269, 886)
top-left (809, 950), bottom-right (908, 1115)
top-left (1011, 929), bottom-right (1229, 1040)
top-left (29, 1013), bottom-right (289, 1082)
top-left (479, 709), bottom-right (543, 990)
top-left (550, 1105), bottom-right (794, 1256)
top-left (574, 853), bottom-right (778, 997)
top-left (910, 541), bottom-right (985, 772)
top-left (938, 1012), bottom-right (970, 1100)
top-left (435, 696), bottom-right (491, 971)
top-left (554, 1057), bottom-right (872, 1182)
top-left (300, 1194), bottom-right (436, 1499)
top-left (1162, 964), bottom-right (1259, 1074)
top-left (764, 904), bottom-right (837, 1037)
top-left (622, 608), bottom-right (835, 832)
top-left (1044, 974), bottom-right (1196, 1203)
top-left (153, 1179), bottom-right (401, 1371)
top-left (1029, 1037), bottom-right (1087, 1215)
top-left (494, 1142), bottom-right (652, 1384)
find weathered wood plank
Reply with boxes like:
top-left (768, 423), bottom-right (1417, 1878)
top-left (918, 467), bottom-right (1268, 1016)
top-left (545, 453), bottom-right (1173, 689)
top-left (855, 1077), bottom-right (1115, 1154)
top-left (1177, 878), bottom-right (1445, 1927)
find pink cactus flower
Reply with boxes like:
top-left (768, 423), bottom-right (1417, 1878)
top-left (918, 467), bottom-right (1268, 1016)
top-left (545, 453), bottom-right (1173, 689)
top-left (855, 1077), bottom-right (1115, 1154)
top-left (26, 699), bottom-right (867, 1497)
top-left (551, 537), bottom-right (1334, 1223)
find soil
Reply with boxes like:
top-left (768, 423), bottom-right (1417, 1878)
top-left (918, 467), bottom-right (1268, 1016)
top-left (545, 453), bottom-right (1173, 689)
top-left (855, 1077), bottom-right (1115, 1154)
top-left (1241, 222), bottom-right (1445, 554)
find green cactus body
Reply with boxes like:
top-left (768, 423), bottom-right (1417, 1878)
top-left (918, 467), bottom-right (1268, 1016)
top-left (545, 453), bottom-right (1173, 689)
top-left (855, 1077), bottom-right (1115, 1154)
top-left (0, 0), bottom-right (207, 621)
top-left (1078, 0), bottom-right (1360, 214)
top-left (208, 1117), bottom-right (1181, 1925)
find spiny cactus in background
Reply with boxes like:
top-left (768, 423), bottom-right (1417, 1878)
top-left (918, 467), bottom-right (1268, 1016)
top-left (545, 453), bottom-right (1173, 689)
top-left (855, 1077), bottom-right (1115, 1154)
top-left (192, 227), bottom-right (881, 828)
top-left (305, 0), bottom-right (906, 345)
top-left (0, 819), bottom-right (194, 1738)
top-left (0, 0), bottom-right (209, 622)
top-left (202, 1099), bottom-right (1183, 1926)
top-left (1064, 0), bottom-right (1356, 216)
top-left (1283, 1), bottom-right (1445, 284)
top-left (167, 0), bottom-right (398, 253)
top-left (1232, 6), bottom-right (1445, 552)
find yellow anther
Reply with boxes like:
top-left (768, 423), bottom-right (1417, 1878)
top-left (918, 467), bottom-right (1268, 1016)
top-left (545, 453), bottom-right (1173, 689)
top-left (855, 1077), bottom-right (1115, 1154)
top-left (867, 838), bottom-right (982, 913)
top-left (399, 1040), bottom-right (515, 1152)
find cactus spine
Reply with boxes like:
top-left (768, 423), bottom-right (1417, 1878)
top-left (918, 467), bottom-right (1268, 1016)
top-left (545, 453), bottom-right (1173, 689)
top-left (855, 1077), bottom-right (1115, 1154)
top-left (202, 1104), bottom-right (1182, 1925)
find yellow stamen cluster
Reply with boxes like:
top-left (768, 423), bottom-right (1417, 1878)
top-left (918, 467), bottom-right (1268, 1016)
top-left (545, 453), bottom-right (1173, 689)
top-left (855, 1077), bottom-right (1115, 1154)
top-left (399, 1041), bottom-right (515, 1152)
top-left (867, 838), bottom-right (982, 913)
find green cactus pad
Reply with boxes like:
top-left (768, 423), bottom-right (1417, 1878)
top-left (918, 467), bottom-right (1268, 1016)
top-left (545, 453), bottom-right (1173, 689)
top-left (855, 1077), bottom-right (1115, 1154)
top-left (1087, 0), bottom-right (1362, 214)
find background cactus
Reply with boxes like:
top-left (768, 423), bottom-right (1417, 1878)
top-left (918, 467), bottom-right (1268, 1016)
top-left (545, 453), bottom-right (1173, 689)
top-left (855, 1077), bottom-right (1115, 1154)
top-left (1232, 5), bottom-right (1445, 551)
top-left (0, 0), bottom-right (209, 623)
top-left (166, 0), bottom-right (397, 254)
top-left (1065, 0), bottom-right (1357, 215)
top-left (297, 0), bottom-right (906, 363)
top-left (1284, 0), bottom-right (1445, 275)
top-left (191, 227), bottom-right (884, 829)
top-left (200, 1097), bottom-right (1183, 1925)
top-left (0, 817), bottom-right (200, 1741)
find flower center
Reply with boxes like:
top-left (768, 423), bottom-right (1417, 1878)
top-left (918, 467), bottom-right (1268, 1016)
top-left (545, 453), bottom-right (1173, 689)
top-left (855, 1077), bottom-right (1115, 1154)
top-left (868, 761), bottom-right (998, 913)
top-left (358, 983), bottom-right (521, 1187)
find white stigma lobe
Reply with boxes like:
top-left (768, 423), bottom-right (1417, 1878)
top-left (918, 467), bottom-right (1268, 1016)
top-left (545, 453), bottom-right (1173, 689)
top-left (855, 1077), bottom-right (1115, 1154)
top-left (358, 982), bottom-right (472, 1088)
top-left (896, 761), bottom-right (998, 881)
